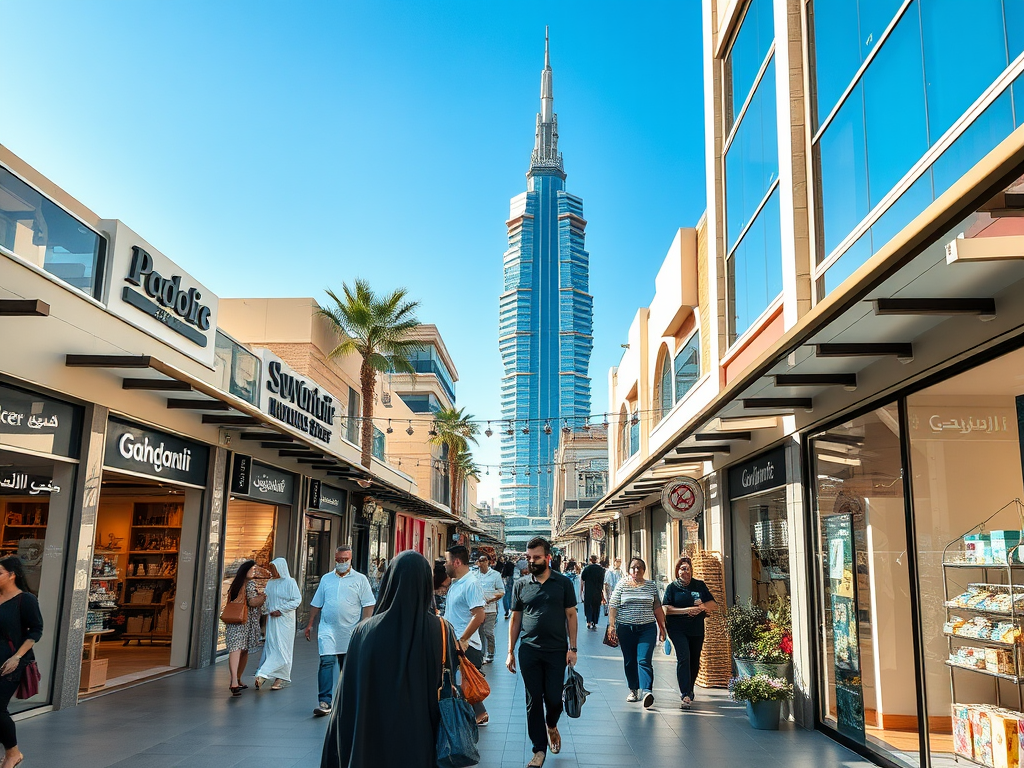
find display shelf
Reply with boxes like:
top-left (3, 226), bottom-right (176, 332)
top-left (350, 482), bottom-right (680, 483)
top-left (943, 561), bottom-right (1024, 569)
top-left (944, 602), bottom-right (1024, 619)
top-left (90, 576), bottom-right (119, 581)
top-left (128, 550), bottom-right (178, 555)
top-left (4, 525), bottom-right (46, 529)
top-left (944, 659), bottom-right (1022, 683)
top-left (130, 525), bottom-right (182, 529)
top-left (125, 575), bottom-right (175, 580)
top-left (122, 603), bottom-right (167, 608)
top-left (944, 631), bottom-right (1019, 648)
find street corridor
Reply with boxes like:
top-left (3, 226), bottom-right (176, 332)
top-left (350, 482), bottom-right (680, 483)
top-left (17, 618), bottom-right (873, 767)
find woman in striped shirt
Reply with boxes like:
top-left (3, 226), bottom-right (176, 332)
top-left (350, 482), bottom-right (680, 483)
top-left (608, 558), bottom-right (666, 708)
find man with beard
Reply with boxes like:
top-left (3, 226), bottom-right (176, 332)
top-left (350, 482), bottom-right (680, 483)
top-left (507, 537), bottom-right (578, 768)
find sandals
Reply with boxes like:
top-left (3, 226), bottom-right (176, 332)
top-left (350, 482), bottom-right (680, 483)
top-left (476, 714), bottom-right (489, 727)
top-left (270, 680), bottom-right (284, 690)
top-left (229, 685), bottom-right (242, 697)
top-left (547, 726), bottom-right (561, 754)
top-left (254, 676), bottom-right (267, 690)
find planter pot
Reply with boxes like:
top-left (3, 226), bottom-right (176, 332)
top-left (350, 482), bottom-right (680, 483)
top-left (745, 699), bottom-right (783, 730)
top-left (733, 657), bottom-right (793, 681)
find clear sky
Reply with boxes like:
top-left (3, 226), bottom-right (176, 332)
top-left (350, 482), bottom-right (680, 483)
top-left (3, 0), bottom-right (706, 506)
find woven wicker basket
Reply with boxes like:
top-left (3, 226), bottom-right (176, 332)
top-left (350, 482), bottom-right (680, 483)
top-left (692, 547), bottom-right (732, 688)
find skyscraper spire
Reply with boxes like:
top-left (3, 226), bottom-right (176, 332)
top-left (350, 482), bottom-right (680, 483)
top-left (531, 26), bottom-right (563, 176)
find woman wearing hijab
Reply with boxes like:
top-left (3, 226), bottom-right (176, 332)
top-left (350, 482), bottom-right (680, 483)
top-left (321, 550), bottom-right (455, 768)
top-left (254, 557), bottom-right (302, 690)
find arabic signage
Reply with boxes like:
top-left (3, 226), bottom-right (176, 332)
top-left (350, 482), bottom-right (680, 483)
top-left (103, 416), bottom-right (209, 486)
top-left (230, 454), bottom-right (252, 495)
top-left (660, 477), bottom-right (705, 521)
top-left (728, 446), bottom-right (787, 500)
top-left (308, 479), bottom-right (345, 516)
top-left (908, 405), bottom-right (1016, 442)
top-left (259, 350), bottom-right (337, 446)
top-left (0, 383), bottom-right (80, 458)
top-left (0, 471), bottom-right (61, 496)
top-left (101, 219), bottom-right (219, 367)
top-left (233, 461), bottom-right (294, 505)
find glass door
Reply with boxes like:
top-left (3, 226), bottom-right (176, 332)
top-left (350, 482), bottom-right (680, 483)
top-left (300, 515), bottom-right (332, 627)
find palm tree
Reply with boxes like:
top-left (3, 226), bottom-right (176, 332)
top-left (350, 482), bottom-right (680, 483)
top-left (429, 406), bottom-right (479, 513)
top-left (317, 279), bottom-right (421, 468)
top-left (452, 448), bottom-right (481, 517)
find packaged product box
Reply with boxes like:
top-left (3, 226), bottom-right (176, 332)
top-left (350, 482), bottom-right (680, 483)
top-left (989, 710), bottom-right (1020, 768)
top-left (991, 532), bottom-right (1022, 565)
top-left (966, 535), bottom-right (986, 563)
top-left (954, 704), bottom-right (975, 759)
top-left (974, 707), bottom-right (995, 767)
top-left (985, 649), bottom-right (1014, 674)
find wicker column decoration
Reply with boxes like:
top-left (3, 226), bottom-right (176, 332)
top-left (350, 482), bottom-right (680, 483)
top-left (692, 545), bottom-right (732, 688)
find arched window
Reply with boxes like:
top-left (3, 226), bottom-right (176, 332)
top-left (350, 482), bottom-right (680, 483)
top-left (674, 334), bottom-right (701, 403)
top-left (618, 405), bottom-right (629, 465)
top-left (653, 346), bottom-right (673, 423)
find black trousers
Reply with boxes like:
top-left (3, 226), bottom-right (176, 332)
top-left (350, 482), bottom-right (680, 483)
top-left (0, 671), bottom-right (20, 748)
top-left (518, 645), bottom-right (566, 755)
top-left (666, 627), bottom-right (704, 699)
top-left (583, 594), bottom-right (602, 626)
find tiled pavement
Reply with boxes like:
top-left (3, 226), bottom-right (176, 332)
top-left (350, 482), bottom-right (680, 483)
top-left (15, 614), bottom-right (875, 767)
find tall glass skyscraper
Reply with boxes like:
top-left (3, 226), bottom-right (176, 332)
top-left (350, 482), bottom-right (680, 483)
top-left (499, 31), bottom-right (593, 519)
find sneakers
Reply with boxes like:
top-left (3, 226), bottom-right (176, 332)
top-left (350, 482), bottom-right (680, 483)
top-left (681, 696), bottom-right (692, 710)
top-left (483, 656), bottom-right (494, 664)
top-left (504, 612), bottom-right (510, 619)
top-left (642, 690), bottom-right (655, 708)
top-left (313, 702), bottom-right (332, 717)
top-left (626, 690), bottom-right (640, 702)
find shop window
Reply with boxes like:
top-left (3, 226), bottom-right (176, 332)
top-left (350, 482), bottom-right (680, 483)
top-left (219, 499), bottom-right (276, 652)
top-left (0, 167), bottom-right (106, 300)
top-left (674, 335), bottom-right (700, 404)
top-left (724, 0), bottom-right (775, 133)
top-left (618, 406), bottom-right (629, 466)
top-left (653, 348), bottom-right (672, 423)
top-left (811, 407), bottom-right (918, 765)
top-left (346, 387), bottom-right (361, 445)
top-left (651, 506), bottom-right (670, 592)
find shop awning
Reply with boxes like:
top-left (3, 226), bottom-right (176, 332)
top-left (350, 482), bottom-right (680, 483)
top-left (567, 133), bottom-right (1024, 537)
top-left (64, 353), bottom-right (464, 525)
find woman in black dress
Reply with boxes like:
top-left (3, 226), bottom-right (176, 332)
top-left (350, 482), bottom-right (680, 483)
top-left (322, 550), bottom-right (455, 767)
top-left (663, 556), bottom-right (717, 709)
top-left (0, 556), bottom-right (43, 768)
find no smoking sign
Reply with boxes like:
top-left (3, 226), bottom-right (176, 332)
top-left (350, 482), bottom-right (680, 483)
top-left (660, 477), bottom-right (705, 521)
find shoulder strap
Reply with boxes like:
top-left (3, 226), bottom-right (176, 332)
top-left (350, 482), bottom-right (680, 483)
top-left (439, 616), bottom-right (447, 666)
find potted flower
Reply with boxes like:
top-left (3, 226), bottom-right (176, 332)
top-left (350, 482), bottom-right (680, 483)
top-left (728, 674), bottom-right (794, 730)
top-left (726, 597), bottom-right (793, 680)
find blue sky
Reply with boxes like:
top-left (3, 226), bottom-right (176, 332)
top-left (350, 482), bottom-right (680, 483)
top-left (3, 1), bottom-right (706, 504)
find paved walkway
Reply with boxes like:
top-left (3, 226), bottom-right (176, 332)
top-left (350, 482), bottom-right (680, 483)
top-left (17, 613), bottom-right (874, 767)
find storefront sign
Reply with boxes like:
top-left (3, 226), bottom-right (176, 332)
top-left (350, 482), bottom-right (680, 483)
top-left (103, 416), bottom-right (209, 486)
top-left (309, 479), bottom-right (345, 515)
top-left (728, 446), bottom-right (787, 500)
top-left (230, 454), bottom-right (252, 495)
top-left (660, 477), bottom-right (705, 521)
top-left (244, 462), bottom-right (294, 505)
top-left (589, 524), bottom-right (605, 542)
top-left (0, 471), bottom-right (60, 496)
top-left (102, 220), bottom-right (219, 367)
top-left (0, 383), bottom-right (80, 458)
top-left (909, 405), bottom-right (1016, 441)
top-left (260, 351), bottom-right (337, 445)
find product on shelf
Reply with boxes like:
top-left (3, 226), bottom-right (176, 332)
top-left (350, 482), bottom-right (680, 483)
top-left (961, 531), bottom-right (1024, 565)
top-left (945, 616), bottom-right (1021, 644)
top-left (952, 704), bottom-right (1024, 766)
top-left (948, 584), bottom-right (1024, 614)
top-left (953, 704), bottom-right (974, 761)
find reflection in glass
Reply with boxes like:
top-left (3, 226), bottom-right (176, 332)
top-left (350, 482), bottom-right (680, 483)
top-left (931, 90), bottom-right (1013, 194)
top-left (811, 407), bottom-right (919, 767)
top-left (725, 57), bottom-right (779, 250)
top-left (818, 83), bottom-right (869, 259)
top-left (725, 0), bottom-right (775, 132)
top-left (728, 187), bottom-right (782, 343)
top-left (0, 167), bottom-right (105, 299)
top-left (654, 349), bottom-right (672, 423)
top-left (673, 335), bottom-right (700, 404)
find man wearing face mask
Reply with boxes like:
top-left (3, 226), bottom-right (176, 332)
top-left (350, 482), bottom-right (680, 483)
top-left (305, 546), bottom-right (375, 717)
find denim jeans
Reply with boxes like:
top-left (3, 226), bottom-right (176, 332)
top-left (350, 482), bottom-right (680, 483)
top-left (317, 653), bottom-right (345, 705)
top-left (502, 577), bottom-right (514, 614)
top-left (667, 627), bottom-right (704, 699)
top-left (616, 622), bottom-right (657, 692)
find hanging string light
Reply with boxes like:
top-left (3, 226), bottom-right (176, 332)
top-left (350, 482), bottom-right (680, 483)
top-left (406, 420), bottom-right (415, 435)
top-left (484, 421), bottom-right (493, 438)
top-left (428, 422), bottom-right (438, 437)
top-left (386, 419), bottom-right (393, 434)
top-left (543, 420), bottom-right (552, 435)
top-left (521, 421), bottom-right (530, 434)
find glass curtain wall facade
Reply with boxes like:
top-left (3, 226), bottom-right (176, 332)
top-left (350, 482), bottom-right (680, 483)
top-left (500, 37), bottom-right (593, 518)
top-left (724, 0), bottom-right (782, 343)
top-left (810, 0), bottom-right (1024, 296)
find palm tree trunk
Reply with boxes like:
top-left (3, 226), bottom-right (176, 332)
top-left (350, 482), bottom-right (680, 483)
top-left (449, 455), bottom-right (458, 514)
top-left (359, 359), bottom-right (375, 469)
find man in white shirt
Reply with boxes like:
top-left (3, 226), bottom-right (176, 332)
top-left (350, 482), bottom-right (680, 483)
top-left (304, 546), bottom-right (376, 717)
top-left (475, 555), bottom-right (505, 664)
top-left (445, 545), bottom-right (488, 726)
top-left (604, 557), bottom-right (624, 615)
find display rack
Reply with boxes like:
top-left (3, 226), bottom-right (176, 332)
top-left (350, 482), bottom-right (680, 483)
top-left (120, 502), bottom-right (180, 646)
top-left (942, 498), bottom-right (1024, 765)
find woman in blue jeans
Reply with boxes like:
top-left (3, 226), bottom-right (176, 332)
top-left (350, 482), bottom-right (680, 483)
top-left (608, 558), bottom-right (666, 709)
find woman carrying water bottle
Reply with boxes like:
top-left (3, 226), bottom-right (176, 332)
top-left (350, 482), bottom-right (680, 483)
top-left (663, 556), bottom-right (717, 709)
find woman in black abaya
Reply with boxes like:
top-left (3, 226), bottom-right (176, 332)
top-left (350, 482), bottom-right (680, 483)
top-left (321, 549), bottom-right (455, 768)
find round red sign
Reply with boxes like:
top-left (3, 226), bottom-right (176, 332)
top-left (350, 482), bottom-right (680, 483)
top-left (660, 477), bottom-right (705, 521)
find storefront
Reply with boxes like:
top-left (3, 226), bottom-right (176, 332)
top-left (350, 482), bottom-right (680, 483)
top-left (300, 479), bottom-right (346, 625)
top-left (84, 416), bottom-right (211, 695)
top-left (219, 456), bottom-right (297, 652)
top-left (0, 381), bottom-right (82, 711)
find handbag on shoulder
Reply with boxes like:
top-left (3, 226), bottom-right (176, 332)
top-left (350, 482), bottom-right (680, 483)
top-left (456, 643), bottom-right (490, 705)
top-left (603, 625), bottom-right (619, 648)
top-left (436, 619), bottom-right (480, 768)
top-left (220, 591), bottom-right (247, 625)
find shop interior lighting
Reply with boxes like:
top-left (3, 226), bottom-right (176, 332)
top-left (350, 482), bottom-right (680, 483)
top-left (817, 453), bottom-right (862, 467)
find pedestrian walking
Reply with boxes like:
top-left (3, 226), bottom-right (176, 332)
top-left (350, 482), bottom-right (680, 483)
top-left (433, 560), bottom-right (451, 616)
top-left (225, 560), bottom-right (265, 697)
top-left (563, 560), bottom-right (580, 604)
top-left (579, 555), bottom-right (606, 630)
top-left (663, 555), bottom-right (718, 709)
top-left (254, 557), bottom-right (302, 690)
top-left (603, 557), bottom-right (624, 616)
top-left (607, 557), bottom-right (666, 709)
top-left (507, 537), bottom-right (578, 768)
top-left (304, 546), bottom-right (376, 718)
top-left (475, 555), bottom-right (505, 663)
top-left (500, 556), bottom-right (516, 619)
top-left (0, 557), bottom-right (42, 768)
top-left (320, 550), bottom-right (453, 768)
top-left (443, 545), bottom-right (489, 727)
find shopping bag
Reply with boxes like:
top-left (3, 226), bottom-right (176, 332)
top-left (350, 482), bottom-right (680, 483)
top-left (456, 645), bottom-right (491, 705)
top-left (562, 663), bottom-right (590, 719)
top-left (436, 619), bottom-right (480, 768)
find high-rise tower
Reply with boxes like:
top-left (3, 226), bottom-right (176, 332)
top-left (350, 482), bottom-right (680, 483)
top-left (499, 29), bottom-right (593, 520)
